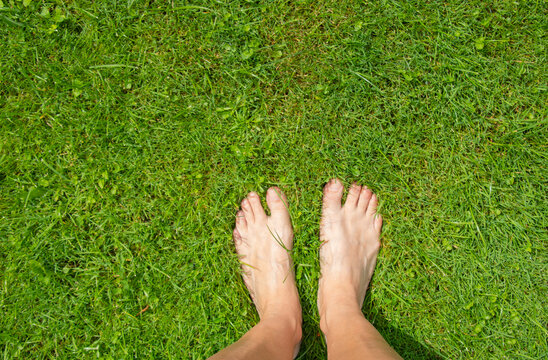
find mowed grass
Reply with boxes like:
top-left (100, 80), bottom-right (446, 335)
top-left (1, 0), bottom-right (546, 358)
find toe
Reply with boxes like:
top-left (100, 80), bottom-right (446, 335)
top-left (366, 193), bottom-right (378, 216)
top-left (374, 214), bottom-right (383, 234)
top-left (235, 210), bottom-right (248, 235)
top-left (241, 198), bottom-right (254, 223)
top-left (344, 182), bottom-right (362, 208)
top-left (233, 228), bottom-right (244, 252)
top-left (247, 192), bottom-right (267, 221)
top-left (266, 187), bottom-right (291, 222)
top-left (322, 179), bottom-right (343, 213)
top-left (357, 186), bottom-right (373, 212)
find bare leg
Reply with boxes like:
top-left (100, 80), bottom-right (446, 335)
top-left (318, 179), bottom-right (402, 360)
top-left (209, 188), bottom-right (302, 360)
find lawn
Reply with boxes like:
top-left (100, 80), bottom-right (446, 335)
top-left (0, 0), bottom-right (546, 358)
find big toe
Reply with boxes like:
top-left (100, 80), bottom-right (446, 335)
top-left (322, 179), bottom-right (343, 213)
top-left (266, 187), bottom-right (291, 222)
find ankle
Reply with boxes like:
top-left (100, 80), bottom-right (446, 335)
top-left (320, 303), bottom-right (364, 336)
top-left (318, 282), bottom-right (363, 335)
top-left (260, 312), bottom-right (302, 345)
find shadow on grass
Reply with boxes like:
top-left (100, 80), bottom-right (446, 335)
top-left (362, 293), bottom-right (443, 360)
top-left (298, 297), bottom-right (442, 360)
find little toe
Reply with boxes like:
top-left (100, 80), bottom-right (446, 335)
top-left (357, 186), bottom-right (373, 212)
top-left (235, 210), bottom-right (248, 235)
top-left (233, 228), bottom-right (244, 252)
top-left (344, 182), bottom-right (362, 208)
top-left (266, 187), bottom-right (291, 223)
top-left (247, 192), bottom-right (267, 221)
top-left (366, 193), bottom-right (379, 216)
top-left (322, 179), bottom-right (343, 213)
top-left (374, 214), bottom-right (383, 234)
top-left (241, 198), bottom-right (254, 223)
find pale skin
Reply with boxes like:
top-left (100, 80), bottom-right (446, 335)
top-left (209, 179), bottom-right (402, 360)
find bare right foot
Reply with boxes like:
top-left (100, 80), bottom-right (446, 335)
top-left (318, 179), bottom-right (383, 333)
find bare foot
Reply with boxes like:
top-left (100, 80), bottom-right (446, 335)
top-left (318, 179), bottom-right (383, 331)
top-left (233, 187), bottom-right (302, 340)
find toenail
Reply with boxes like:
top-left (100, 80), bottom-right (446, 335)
top-left (328, 180), bottom-right (342, 190)
top-left (249, 192), bottom-right (258, 197)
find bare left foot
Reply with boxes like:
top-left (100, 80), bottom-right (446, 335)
top-left (233, 187), bottom-right (302, 343)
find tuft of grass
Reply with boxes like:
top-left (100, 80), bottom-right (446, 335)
top-left (1, 0), bottom-right (546, 359)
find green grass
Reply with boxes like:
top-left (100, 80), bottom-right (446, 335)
top-left (1, 0), bottom-right (546, 358)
